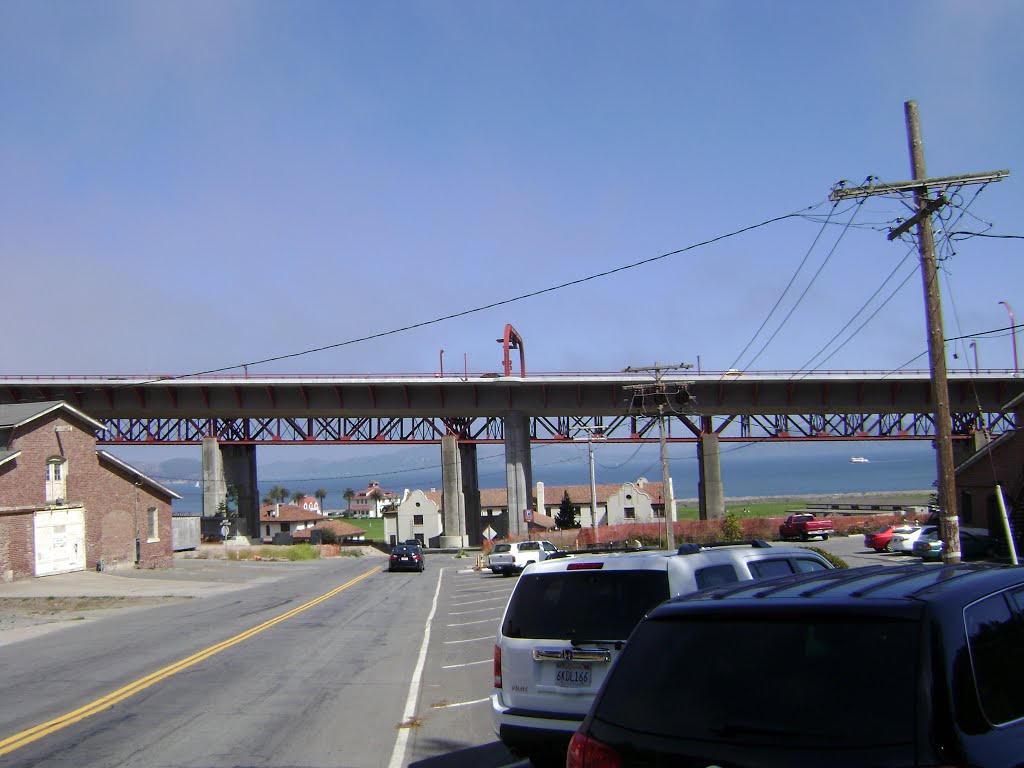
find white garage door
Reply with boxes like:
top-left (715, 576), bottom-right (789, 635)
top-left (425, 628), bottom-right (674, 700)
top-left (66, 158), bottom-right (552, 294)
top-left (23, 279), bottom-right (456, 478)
top-left (34, 507), bottom-right (87, 577)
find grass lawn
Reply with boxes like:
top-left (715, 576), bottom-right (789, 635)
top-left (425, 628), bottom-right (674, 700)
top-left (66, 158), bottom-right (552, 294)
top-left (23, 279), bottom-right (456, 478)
top-left (331, 515), bottom-right (385, 541)
top-left (676, 501), bottom-right (806, 520)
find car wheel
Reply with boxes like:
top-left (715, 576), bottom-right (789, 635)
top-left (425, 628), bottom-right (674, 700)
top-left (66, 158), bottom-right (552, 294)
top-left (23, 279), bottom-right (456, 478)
top-left (821, 534), bottom-right (829, 541)
top-left (800, 532), bottom-right (809, 541)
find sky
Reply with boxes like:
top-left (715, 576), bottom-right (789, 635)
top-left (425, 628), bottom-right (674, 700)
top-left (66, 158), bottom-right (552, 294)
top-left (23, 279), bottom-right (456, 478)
top-left (2, 2), bottom-right (1022, 478)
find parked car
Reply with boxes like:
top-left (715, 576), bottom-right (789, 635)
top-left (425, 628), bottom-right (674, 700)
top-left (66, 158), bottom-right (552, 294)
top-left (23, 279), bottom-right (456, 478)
top-left (778, 513), bottom-right (834, 541)
top-left (863, 523), bottom-right (919, 552)
top-left (913, 528), bottom-right (997, 561)
top-left (568, 563), bottom-right (1024, 768)
top-left (387, 543), bottom-right (424, 572)
top-left (492, 541), bottom-right (834, 767)
top-left (487, 540), bottom-right (561, 576)
top-left (889, 523), bottom-right (934, 553)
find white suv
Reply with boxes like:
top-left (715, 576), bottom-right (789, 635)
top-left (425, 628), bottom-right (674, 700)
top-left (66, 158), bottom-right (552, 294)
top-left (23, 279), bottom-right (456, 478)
top-left (491, 541), bottom-right (834, 766)
top-left (487, 540), bottom-right (560, 576)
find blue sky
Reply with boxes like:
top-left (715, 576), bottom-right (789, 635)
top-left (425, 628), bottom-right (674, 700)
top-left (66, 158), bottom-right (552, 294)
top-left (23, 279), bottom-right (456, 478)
top-left (1, 2), bottom-right (1021, 478)
top-left (2, 2), bottom-right (1021, 378)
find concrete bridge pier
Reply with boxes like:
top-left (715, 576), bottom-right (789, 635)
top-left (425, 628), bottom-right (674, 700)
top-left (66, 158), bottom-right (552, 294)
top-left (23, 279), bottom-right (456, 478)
top-left (698, 427), bottom-right (726, 521)
top-left (202, 438), bottom-right (259, 539)
top-left (504, 411), bottom-right (534, 540)
top-left (440, 435), bottom-right (468, 549)
top-left (460, 442), bottom-right (482, 545)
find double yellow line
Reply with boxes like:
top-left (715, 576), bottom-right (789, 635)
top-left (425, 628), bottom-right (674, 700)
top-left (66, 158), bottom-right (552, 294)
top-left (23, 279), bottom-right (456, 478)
top-left (0, 565), bottom-right (379, 757)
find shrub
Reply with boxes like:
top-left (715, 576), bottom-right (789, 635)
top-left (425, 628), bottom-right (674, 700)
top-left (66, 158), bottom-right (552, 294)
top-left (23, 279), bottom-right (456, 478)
top-left (721, 513), bottom-right (743, 541)
top-left (799, 546), bottom-right (848, 569)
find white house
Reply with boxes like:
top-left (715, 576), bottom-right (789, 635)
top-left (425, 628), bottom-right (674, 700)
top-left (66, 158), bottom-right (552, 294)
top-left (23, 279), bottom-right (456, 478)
top-left (383, 489), bottom-right (443, 547)
top-left (348, 481), bottom-right (400, 519)
top-left (259, 504), bottom-right (324, 542)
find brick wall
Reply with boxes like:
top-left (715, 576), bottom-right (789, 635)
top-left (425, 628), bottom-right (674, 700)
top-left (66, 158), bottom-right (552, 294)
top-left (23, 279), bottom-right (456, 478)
top-left (0, 510), bottom-right (34, 582)
top-left (0, 409), bottom-right (174, 579)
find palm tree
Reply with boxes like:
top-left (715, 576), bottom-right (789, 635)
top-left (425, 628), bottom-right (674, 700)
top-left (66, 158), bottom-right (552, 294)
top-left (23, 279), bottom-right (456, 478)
top-left (314, 488), bottom-right (327, 513)
top-left (267, 486), bottom-right (289, 505)
top-left (291, 490), bottom-right (306, 505)
top-left (369, 488), bottom-right (384, 516)
top-left (343, 488), bottom-right (355, 512)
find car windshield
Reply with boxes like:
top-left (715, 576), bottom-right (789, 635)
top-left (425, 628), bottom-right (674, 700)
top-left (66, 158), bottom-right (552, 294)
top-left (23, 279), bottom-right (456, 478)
top-left (501, 570), bottom-right (670, 641)
top-left (593, 615), bottom-right (920, 748)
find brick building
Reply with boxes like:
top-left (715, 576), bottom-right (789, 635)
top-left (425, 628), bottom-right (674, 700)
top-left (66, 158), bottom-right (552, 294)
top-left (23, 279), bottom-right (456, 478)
top-left (0, 402), bottom-right (179, 581)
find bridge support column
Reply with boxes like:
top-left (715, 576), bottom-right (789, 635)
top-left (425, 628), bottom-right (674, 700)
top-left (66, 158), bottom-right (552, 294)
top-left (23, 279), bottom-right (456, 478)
top-left (222, 445), bottom-right (259, 540)
top-left (460, 442), bottom-right (482, 546)
top-left (202, 438), bottom-right (259, 540)
top-left (504, 411), bottom-right (534, 540)
top-left (698, 430), bottom-right (725, 521)
top-left (202, 438), bottom-right (225, 519)
top-left (440, 435), bottom-right (468, 549)
top-left (952, 430), bottom-right (991, 468)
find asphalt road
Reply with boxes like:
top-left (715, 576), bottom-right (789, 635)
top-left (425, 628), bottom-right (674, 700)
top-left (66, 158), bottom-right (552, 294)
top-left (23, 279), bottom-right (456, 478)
top-left (0, 538), bottom-right (943, 768)
top-left (0, 554), bottom-right (524, 768)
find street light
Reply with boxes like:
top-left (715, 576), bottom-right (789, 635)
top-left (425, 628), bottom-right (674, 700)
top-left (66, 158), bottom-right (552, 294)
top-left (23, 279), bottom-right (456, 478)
top-left (969, 340), bottom-right (979, 373)
top-left (999, 301), bottom-right (1018, 375)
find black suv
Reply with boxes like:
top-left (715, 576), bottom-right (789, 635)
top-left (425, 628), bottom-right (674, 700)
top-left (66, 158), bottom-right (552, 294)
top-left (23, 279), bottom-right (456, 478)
top-left (569, 563), bottom-right (1024, 768)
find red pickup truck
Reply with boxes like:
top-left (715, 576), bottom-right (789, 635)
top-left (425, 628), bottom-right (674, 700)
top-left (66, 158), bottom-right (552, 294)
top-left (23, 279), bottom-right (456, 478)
top-left (779, 513), bottom-right (834, 541)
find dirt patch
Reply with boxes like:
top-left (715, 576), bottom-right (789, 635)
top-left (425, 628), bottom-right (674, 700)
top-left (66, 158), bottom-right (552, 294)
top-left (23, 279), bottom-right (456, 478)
top-left (0, 596), bottom-right (185, 633)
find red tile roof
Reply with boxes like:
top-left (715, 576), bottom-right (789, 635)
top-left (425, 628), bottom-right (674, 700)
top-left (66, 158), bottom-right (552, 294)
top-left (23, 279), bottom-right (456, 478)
top-left (259, 504), bottom-right (324, 523)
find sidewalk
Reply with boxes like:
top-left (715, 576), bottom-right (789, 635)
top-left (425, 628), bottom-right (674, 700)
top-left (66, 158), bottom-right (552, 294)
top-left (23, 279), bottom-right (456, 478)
top-left (0, 557), bottom-right (290, 599)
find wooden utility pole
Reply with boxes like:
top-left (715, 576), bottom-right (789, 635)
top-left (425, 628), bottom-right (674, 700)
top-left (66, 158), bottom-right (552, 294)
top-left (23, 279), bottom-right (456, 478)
top-left (831, 101), bottom-right (1009, 564)
top-left (624, 363), bottom-right (694, 551)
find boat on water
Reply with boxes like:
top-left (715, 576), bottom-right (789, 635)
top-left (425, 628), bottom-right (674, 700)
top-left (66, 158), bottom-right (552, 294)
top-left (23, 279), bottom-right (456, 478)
top-left (850, 456), bottom-right (870, 464)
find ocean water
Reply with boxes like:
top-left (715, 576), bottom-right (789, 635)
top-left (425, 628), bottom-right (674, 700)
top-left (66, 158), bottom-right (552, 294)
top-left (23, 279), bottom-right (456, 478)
top-left (168, 442), bottom-right (937, 514)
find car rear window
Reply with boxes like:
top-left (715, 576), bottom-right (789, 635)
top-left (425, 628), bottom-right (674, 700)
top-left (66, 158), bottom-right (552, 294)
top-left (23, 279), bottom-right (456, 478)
top-left (593, 615), bottom-right (920, 747)
top-left (501, 570), bottom-right (671, 641)
top-left (493, 544), bottom-right (511, 553)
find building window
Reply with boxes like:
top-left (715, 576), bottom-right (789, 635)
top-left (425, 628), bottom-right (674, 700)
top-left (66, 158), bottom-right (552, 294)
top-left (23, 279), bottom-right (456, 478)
top-left (654, 507), bottom-right (665, 519)
top-left (147, 507), bottom-right (159, 542)
top-left (45, 457), bottom-right (68, 503)
top-left (281, 522), bottom-right (291, 532)
top-left (413, 514), bottom-right (424, 525)
top-left (624, 507), bottom-right (636, 519)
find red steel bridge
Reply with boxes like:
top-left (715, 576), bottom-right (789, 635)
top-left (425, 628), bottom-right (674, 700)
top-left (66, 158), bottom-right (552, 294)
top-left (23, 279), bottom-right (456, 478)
top-left (0, 370), bottom-right (1020, 446)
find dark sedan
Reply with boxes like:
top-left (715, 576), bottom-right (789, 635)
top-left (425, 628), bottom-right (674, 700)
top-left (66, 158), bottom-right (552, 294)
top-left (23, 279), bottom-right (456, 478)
top-left (388, 544), bottom-right (425, 572)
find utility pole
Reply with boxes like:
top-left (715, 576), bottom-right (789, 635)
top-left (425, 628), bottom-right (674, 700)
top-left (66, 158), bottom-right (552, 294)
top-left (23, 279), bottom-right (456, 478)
top-left (624, 363), bottom-right (694, 551)
top-left (575, 425), bottom-right (605, 545)
top-left (830, 101), bottom-right (1009, 564)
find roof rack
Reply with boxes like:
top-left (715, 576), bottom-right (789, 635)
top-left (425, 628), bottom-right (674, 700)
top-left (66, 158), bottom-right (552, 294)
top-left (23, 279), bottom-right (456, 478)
top-left (676, 539), bottom-right (772, 555)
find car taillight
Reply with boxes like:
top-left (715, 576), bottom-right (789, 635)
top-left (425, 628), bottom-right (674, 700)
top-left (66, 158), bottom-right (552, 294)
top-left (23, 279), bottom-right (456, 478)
top-left (493, 644), bottom-right (502, 689)
top-left (567, 730), bottom-right (620, 768)
top-left (567, 562), bottom-right (604, 571)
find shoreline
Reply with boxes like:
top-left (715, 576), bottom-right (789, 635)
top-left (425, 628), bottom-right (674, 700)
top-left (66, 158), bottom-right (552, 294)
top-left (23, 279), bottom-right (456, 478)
top-left (677, 489), bottom-right (933, 506)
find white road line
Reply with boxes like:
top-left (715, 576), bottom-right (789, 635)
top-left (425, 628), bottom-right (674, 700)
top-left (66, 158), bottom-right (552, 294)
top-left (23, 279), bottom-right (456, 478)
top-left (431, 697), bottom-right (490, 709)
top-left (442, 659), bottom-right (491, 669)
top-left (444, 635), bottom-right (492, 644)
top-left (388, 568), bottom-right (444, 768)
top-left (447, 617), bottom-right (496, 627)
top-left (451, 596), bottom-right (511, 606)
top-left (450, 607), bottom-right (500, 616)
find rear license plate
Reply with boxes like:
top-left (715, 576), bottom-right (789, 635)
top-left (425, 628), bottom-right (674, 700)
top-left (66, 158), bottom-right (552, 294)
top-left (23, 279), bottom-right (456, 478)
top-left (555, 661), bottom-right (592, 687)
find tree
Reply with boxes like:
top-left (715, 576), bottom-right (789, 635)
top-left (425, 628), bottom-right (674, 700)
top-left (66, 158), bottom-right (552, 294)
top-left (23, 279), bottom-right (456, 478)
top-left (555, 491), bottom-right (580, 529)
top-left (315, 488), bottom-right (327, 513)
top-left (217, 485), bottom-right (240, 537)
top-left (343, 488), bottom-right (355, 511)
top-left (291, 490), bottom-right (306, 505)
top-left (267, 486), bottom-right (289, 504)
top-left (369, 488), bottom-right (384, 514)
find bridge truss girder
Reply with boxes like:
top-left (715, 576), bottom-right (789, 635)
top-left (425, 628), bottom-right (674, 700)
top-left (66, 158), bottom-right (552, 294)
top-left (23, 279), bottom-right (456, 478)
top-left (98, 409), bottom-right (1015, 446)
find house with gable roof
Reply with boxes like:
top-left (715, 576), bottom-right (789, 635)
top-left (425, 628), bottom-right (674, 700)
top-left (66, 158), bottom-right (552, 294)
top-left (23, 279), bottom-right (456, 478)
top-left (0, 401), bottom-right (180, 581)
